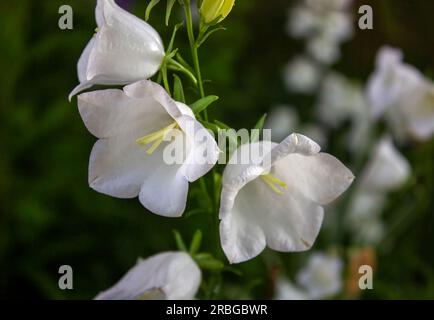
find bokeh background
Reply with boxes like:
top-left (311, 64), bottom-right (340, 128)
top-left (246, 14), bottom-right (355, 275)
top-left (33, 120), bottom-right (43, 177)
top-left (1, 0), bottom-right (433, 299)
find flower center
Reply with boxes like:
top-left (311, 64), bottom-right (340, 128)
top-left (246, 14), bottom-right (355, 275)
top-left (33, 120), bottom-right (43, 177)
top-left (260, 173), bottom-right (287, 195)
top-left (136, 121), bottom-right (179, 155)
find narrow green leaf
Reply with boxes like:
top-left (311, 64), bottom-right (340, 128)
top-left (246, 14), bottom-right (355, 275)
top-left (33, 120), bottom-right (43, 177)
top-left (167, 23), bottom-right (183, 53)
top-left (145, 0), bottom-right (161, 21)
top-left (251, 113), bottom-right (267, 143)
top-left (190, 95), bottom-right (219, 114)
top-left (197, 26), bottom-right (226, 48)
top-left (223, 266), bottom-right (243, 276)
top-left (172, 230), bottom-right (187, 251)
top-left (173, 74), bottom-right (185, 103)
top-left (165, 0), bottom-right (177, 26)
top-left (176, 52), bottom-right (194, 74)
top-left (214, 120), bottom-right (232, 130)
top-left (215, 120), bottom-right (238, 147)
top-left (199, 120), bottom-right (219, 133)
top-left (189, 230), bottom-right (203, 255)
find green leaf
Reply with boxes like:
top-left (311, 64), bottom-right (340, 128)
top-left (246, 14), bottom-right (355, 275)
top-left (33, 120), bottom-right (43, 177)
top-left (145, 0), bottom-right (161, 21)
top-left (189, 230), bottom-right (203, 255)
top-left (190, 95), bottom-right (219, 114)
top-left (167, 23), bottom-right (183, 53)
top-left (197, 26), bottom-right (226, 48)
top-left (165, 0), bottom-right (177, 26)
top-left (214, 120), bottom-right (232, 130)
top-left (173, 74), bottom-right (185, 103)
top-left (200, 120), bottom-right (220, 133)
top-left (251, 113), bottom-right (267, 143)
top-left (172, 230), bottom-right (187, 251)
top-left (176, 52), bottom-right (194, 74)
top-left (223, 266), bottom-right (243, 276)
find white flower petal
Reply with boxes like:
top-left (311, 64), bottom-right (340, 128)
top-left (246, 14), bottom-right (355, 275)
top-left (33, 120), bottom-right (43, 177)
top-left (177, 115), bottom-right (220, 182)
top-left (78, 87), bottom-right (170, 139)
top-left (274, 152), bottom-right (354, 205)
top-left (138, 164), bottom-right (188, 218)
top-left (95, 252), bottom-right (201, 300)
top-left (78, 38), bottom-right (96, 83)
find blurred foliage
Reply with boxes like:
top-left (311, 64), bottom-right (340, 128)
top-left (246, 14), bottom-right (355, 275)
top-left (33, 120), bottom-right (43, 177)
top-left (0, 0), bottom-right (433, 299)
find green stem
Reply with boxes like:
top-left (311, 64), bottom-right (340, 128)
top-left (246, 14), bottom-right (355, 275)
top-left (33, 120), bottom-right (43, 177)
top-left (184, 1), bottom-right (207, 119)
top-left (184, 0), bottom-right (221, 284)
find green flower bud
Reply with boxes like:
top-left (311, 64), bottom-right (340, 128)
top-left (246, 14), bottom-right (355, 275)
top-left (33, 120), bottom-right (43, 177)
top-left (199, 0), bottom-right (235, 25)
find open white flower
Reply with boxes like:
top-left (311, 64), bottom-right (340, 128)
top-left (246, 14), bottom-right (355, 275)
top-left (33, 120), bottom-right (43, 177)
top-left (296, 252), bottom-right (343, 299)
top-left (69, 0), bottom-right (165, 99)
top-left (77, 80), bottom-right (219, 217)
top-left (366, 46), bottom-right (434, 141)
top-left (95, 252), bottom-right (201, 300)
top-left (219, 133), bottom-right (354, 264)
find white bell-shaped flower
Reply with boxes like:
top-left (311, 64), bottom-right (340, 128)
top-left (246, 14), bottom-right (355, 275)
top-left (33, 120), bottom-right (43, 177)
top-left (77, 80), bottom-right (220, 217)
top-left (69, 0), bottom-right (165, 99)
top-left (219, 133), bottom-right (354, 264)
top-left (95, 252), bottom-right (201, 300)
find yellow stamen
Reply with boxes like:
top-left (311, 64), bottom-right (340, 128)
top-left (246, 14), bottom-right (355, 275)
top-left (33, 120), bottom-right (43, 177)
top-left (136, 121), bottom-right (179, 155)
top-left (261, 173), bottom-right (287, 195)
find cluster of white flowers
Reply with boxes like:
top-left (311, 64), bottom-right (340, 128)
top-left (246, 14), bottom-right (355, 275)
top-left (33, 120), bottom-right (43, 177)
top-left (70, 0), bottom-right (354, 299)
top-left (283, 0), bottom-right (354, 93)
top-left (275, 0), bottom-right (433, 300)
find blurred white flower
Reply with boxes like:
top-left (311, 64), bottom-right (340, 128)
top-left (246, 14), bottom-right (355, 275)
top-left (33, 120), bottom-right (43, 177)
top-left (317, 72), bottom-right (368, 127)
top-left (346, 191), bottom-right (386, 245)
top-left (306, 0), bottom-right (352, 11)
top-left (95, 252), bottom-right (201, 300)
top-left (366, 46), bottom-right (434, 141)
top-left (77, 80), bottom-right (219, 217)
top-left (274, 278), bottom-right (308, 300)
top-left (360, 136), bottom-right (410, 192)
top-left (265, 106), bottom-right (328, 147)
top-left (219, 134), bottom-right (354, 263)
top-left (321, 11), bottom-right (353, 43)
top-left (69, 0), bottom-right (165, 99)
top-left (265, 105), bottom-right (299, 142)
top-left (296, 252), bottom-right (343, 299)
top-left (307, 34), bottom-right (340, 65)
top-left (283, 56), bottom-right (321, 93)
top-left (300, 123), bottom-right (328, 149)
top-left (286, 5), bottom-right (318, 38)
top-left (346, 137), bottom-right (410, 245)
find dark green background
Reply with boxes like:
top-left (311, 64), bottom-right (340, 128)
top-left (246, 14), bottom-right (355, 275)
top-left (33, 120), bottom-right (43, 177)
top-left (0, 0), bottom-right (433, 299)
